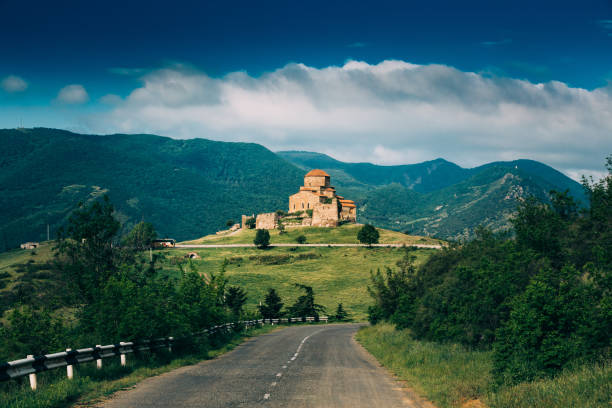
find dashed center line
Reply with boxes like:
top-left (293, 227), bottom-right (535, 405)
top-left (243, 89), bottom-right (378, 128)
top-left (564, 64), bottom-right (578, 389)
top-left (263, 328), bottom-right (325, 402)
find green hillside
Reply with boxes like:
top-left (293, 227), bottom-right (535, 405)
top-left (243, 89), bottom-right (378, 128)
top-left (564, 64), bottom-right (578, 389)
top-left (0, 128), bottom-right (588, 247)
top-left (0, 128), bottom-right (303, 250)
top-left (184, 224), bottom-right (442, 246)
top-left (278, 151), bottom-right (587, 240)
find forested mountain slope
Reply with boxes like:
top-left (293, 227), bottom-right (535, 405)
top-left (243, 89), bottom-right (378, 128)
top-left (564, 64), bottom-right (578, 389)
top-left (278, 151), bottom-right (586, 240)
top-left (0, 128), bottom-right (586, 248)
top-left (0, 128), bottom-right (303, 250)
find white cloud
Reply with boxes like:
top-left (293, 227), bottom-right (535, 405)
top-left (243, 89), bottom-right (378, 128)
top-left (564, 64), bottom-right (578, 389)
top-left (1, 75), bottom-right (28, 92)
top-left (99, 93), bottom-right (122, 105)
top-left (56, 84), bottom-right (89, 104)
top-left (90, 60), bottom-right (612, 179)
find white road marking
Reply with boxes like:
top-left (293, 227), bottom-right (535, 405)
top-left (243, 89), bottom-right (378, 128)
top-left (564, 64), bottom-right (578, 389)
top-left (264, 328), bottom-right (326, 403)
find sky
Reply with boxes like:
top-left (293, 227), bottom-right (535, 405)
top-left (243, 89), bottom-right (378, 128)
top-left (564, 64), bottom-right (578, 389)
top-left (1, 0), bottom-right (611, 180)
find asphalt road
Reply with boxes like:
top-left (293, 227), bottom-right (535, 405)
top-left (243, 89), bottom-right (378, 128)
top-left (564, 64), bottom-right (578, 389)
top-left (99, 324), bottom-right (432, 408)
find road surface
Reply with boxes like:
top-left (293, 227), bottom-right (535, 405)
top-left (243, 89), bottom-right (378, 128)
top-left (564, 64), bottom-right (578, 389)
top-left (99, 324), bottom-right (433, 408)
top-left (177, 243), bottom-right (442, 249)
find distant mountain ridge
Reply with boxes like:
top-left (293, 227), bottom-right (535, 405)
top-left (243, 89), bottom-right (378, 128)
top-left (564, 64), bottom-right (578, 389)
top-left (277, 151), bottom-right (586, 240)
top-left (0, 128), bottom-right (585, 249)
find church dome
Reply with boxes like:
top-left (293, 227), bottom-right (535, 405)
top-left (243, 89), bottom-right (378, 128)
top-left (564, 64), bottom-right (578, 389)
top-left (305, 169), bottom-right (330, 177)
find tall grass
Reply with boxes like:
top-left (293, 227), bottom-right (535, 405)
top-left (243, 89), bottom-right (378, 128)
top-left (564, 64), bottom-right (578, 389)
top-left (356, 323), bottom-right (492, 407)
top-left (0, 325), bottom-right (276, 408)
top-left (356, 323), bottom-right (612, 408)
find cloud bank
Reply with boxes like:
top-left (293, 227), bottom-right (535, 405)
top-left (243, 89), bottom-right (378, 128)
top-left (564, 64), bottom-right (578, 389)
top-left (1, 75), bottom-right (28, 92)
top-left (92, 60), bottom-right (612, 179)
top-left (56, 84), bottom-right (89, 104)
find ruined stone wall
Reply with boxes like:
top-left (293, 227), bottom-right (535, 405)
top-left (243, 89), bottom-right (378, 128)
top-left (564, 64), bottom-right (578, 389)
top-left (241, 214), bottom-right (255, 229)
top-left (311, 200), bottom-right (340, 227)
top-left (256, 212), bottom-right (279, 229)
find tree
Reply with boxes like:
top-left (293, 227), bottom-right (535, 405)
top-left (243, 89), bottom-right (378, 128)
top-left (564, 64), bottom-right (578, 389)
top-left (288, 284), bottom-right (326, 317)
top-left (296, 235), bottom-right (307, 244)
top-left (56, 195), bottom-right (121, 302)
top-left (226, 219), bottom-right (235, 227)
top-left (245, 217), bottom-right (256, 229)
top-left (334, 303), bottom-right (349, 321)
top-left (358, 224), bottom-right (380, 246)
top-left (258, 288), bottom-right (284, 319)
top-left (225, 286), bottom-right (247, 317)
top-left (122, 221), bottom-right (157, 251)
top-left (254, 229), bottom-right (270, 248)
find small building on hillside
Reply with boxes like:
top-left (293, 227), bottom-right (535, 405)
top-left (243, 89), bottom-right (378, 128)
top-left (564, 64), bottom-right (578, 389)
top-left (20, 242), bottom-right (39, 249)
top-left (151, 238), bottom-right (176, 248)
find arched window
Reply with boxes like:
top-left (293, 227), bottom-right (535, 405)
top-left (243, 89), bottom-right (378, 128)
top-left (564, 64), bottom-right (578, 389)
top-left (307, 203), bottom-right (310, 209)
top-left (302, 202), bottom-right (304, 209)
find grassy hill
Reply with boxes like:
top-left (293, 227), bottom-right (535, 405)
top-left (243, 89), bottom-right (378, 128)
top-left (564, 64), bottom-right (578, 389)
top-left (0, 238), bottom-right (435, 322)
top-left (157, 246), bottom-right (436, 320)
top-left (183, 224), bottom-right (442, 246)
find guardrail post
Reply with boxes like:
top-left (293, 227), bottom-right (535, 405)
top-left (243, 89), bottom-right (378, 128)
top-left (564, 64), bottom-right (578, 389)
top-left (66, 349), bottom-right (74, 379)
top-left (168, 337), bottom-right (173, 353)
top-left (119, 343), bottom-right (127, 366)
top-left (96, 345), bottom-right (102, 369)
top-left (27, 355), bottom-right (37, 390)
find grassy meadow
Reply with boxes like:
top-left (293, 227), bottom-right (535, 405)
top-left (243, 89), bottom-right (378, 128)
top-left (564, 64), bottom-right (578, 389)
top-left (356, 323), bottom-right (612, 408)
top-left (182, 223), bottom-right (443, 246)
top-left (158, 245), bottom-right (437, 320)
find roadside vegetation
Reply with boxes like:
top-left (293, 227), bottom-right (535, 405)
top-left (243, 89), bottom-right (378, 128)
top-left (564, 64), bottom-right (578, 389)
top-left (357, 323), bottom-right (611, 408)
top-left (359, 156), bottom-right (612, 407)
top-left (0, 324), bottom-right (277, 408)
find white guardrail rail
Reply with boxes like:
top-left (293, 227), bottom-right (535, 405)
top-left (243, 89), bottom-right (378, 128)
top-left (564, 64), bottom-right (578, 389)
top-left (0, 316), bottom-right (327, 390)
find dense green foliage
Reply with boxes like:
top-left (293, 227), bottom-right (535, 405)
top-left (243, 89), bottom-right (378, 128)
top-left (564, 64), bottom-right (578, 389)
top-left (254, 229), bottom-right (270, 248)
top-left (367, 158), bottom-right (611, 385)
top-left (225, 286), bottom-right (248, 317)
top-left (357, 224), bottom-right (379, 245)
top-left (279, 151), bottom-right (586, 240)
top-left (258, 288), bottom-right (284, 319)
top-left (122, 221), bottom-right (157, 250)
top-left (0, 197), bottom-right (231, 361)
top-left (358, 323), bottom-right (612, 408)
top-left (0, 128), bottom-right (303, 250)
top-left (288, 284), bottom-right (326, 318)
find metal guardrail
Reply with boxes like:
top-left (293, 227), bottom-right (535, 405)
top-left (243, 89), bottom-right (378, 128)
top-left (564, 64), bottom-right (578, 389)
top-left (0, 316), bottom-right (327, 390)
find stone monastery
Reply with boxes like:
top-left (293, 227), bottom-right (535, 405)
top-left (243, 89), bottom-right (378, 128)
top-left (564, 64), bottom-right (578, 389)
top-left (244, 169), bottom-right (357, 230)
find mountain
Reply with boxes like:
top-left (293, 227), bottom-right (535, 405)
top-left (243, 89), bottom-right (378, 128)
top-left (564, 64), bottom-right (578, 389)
top-left (278, 151), bottom-right (586, 240)
top-left (0, 128), bottom-right (586, 249)
top-left (0, 128), bottom-right (303, 250)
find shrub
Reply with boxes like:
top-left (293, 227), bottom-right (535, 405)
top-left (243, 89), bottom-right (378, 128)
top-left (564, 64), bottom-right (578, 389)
top-left (358, 224), bottom-right (380, 245)
top-left (296, 235), bottom-right (307, 244)
top-left (253, 229), bottom-right (270, 248)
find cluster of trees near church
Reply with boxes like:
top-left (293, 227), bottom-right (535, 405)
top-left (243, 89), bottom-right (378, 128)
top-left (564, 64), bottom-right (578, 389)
top-left (368, 156), bottom-right (612, 385)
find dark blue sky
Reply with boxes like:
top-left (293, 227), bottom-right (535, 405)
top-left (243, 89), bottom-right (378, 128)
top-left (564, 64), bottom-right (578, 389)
top-left (1, 0), bottom-right (611, 94)
top-left (1, 0), bottom-right (611, 178)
